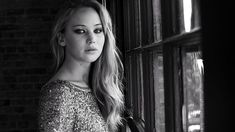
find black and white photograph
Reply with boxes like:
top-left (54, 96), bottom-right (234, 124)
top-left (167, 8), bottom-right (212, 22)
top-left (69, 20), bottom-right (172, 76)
top-left (0, 0), bottom-right (233, 132)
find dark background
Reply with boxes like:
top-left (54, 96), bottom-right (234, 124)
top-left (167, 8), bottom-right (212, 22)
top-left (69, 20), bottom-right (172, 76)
top-left (0, 0), bottom-right (64, 131)
top-left (201, 0), bottom-right (234, 132)
top-left (0, 0), bottom-right (234, 132)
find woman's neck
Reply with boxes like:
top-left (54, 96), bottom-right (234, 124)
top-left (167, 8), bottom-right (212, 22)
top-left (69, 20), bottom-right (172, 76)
top-left (54, 58), bottom-right (91, 84)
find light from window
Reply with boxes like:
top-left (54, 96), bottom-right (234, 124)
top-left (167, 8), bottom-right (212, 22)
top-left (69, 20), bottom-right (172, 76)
top-left (183, 0), bottom-right (192, 32)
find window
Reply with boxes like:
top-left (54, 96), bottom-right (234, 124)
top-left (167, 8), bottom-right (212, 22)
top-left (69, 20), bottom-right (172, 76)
top-left (122, 0), bottom-right (203, 132)
top-left (153, 49), bottom-right (165, 132)
top-left (182, 48), bottom-right (203, 132)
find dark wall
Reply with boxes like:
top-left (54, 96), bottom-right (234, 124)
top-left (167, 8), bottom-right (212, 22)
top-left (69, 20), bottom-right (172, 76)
top-left (201, 0), bottom-right (234, 132)
top-left (0, 0), bottom-right (64, 131)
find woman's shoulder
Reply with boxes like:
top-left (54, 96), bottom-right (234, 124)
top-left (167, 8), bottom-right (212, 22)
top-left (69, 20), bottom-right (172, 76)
top-left (42, 79), bottom-right (70, 88)
top-left (40, 80), bottom-right (73, 97)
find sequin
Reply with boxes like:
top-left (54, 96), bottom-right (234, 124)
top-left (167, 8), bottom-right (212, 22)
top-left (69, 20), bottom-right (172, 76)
top-left (38, 80), bottom-right (109, 132)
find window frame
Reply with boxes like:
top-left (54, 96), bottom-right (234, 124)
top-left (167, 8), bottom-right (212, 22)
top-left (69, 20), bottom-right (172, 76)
top-left (113, 0), bottom-right (203, 131)
top-left (163, 29), bottom-right (202, 132)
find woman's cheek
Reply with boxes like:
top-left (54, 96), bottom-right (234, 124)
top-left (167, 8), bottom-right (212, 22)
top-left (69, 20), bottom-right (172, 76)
top-left (99, 35), bottom-right (105, 48)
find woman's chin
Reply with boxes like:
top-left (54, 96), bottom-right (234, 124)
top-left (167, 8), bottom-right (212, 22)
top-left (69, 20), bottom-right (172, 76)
top-left (84, 56), bottom-right (100, 63)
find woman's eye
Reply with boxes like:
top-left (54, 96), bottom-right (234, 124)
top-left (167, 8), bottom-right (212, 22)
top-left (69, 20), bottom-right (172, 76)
top-left (94, 28), bottom-right (103, 34)
top-left (74, 29), bottom-right (86, 34)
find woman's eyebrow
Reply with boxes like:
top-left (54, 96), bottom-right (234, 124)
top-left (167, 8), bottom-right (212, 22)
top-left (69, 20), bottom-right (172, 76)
top-left (72, 24), bottom-right (102, 27)
top-left (72, 24), bottom-right (86, 27)
top-left (95, 24), bottom-right (102, 26)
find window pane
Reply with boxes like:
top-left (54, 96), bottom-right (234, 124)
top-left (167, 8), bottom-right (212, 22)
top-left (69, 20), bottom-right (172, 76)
top-left (182, 48), bottom-right (204, 132)
top-left (134, 53), bottom-right (145, 121)
top-left (152, 0), bottom-right (162, 42)
top-left (191, 0), bottom-right (201, 30)
top-left (152, 48), bottom-right (165, 132)
top-left (130, 0), bottom-right (141, 49)
top-left (126, 53), bottom-right (145, 121)
top-left (183, 0), bottom-right (193, 32)
top-left (125, 55), bottom-right (133, 109)
top-left (180, 0), bottom-right (201, 33)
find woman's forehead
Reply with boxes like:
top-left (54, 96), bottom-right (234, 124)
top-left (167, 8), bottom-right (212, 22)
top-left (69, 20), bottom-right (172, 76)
top-left (67, 7), bottom-right (102, 27)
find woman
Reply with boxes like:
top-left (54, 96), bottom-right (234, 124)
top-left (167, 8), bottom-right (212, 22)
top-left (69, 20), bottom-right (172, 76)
top-left (38, 0), bottom-right (124, 131)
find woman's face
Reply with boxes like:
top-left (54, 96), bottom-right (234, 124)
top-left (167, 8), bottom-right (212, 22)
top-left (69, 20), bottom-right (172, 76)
top-left (63, 7), bottom-right (105, 63)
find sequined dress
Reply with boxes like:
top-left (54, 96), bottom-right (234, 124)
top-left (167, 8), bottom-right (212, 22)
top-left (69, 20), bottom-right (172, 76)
top-left (38, 80), bottom-right (109, 132)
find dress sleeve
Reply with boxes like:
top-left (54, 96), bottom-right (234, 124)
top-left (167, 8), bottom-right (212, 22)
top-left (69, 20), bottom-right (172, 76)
top-left (38, 83), bottom-right (75, 132)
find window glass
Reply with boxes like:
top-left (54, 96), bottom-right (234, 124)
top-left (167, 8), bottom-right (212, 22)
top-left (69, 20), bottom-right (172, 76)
top-left (182, 0), bottom-right (201, 32)
top-left (191, 0), bottom-right (201, 30)
top-left (152, 48), bottom-right (165, 132)
top-left (133, 53), bottom-right (145, 121)
top-left (126, 55), bottom-right (133, 109)
top-left (182, 48), bottom-right (204, 132)
top-left (152, 0), bottom-right (162, 42)
top-left (127, 53), bottom-right (145, 121)
top-left (138, 53), bottom-right (145, 121)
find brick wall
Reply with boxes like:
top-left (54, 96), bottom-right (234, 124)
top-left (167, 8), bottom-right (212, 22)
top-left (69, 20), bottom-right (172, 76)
top-left (0, 0), bottom-right (64, 131)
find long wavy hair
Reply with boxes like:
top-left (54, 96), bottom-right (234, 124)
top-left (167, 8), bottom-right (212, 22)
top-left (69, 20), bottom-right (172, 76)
top-left (50, 0), bottom-right (124, 131)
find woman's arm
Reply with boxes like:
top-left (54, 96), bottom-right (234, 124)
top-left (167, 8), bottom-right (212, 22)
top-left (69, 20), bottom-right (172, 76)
top-left (38, 83), bottom-right (74, 132)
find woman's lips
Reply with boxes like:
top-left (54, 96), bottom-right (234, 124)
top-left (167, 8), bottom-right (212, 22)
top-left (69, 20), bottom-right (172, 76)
top-left (86, 48), bottom-right (97, 51)
top-left (85, 48), bottom-right (98, 53)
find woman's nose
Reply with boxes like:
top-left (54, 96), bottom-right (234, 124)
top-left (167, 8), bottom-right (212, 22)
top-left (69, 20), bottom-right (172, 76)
top-left (87, 32), bottom-right (95, 44)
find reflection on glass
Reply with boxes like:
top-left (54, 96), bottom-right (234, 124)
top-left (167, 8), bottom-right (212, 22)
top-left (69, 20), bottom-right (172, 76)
top-left (182, 49), bottom-right (203, 132)
top-left (153, 49), bottom-right (165, 132)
